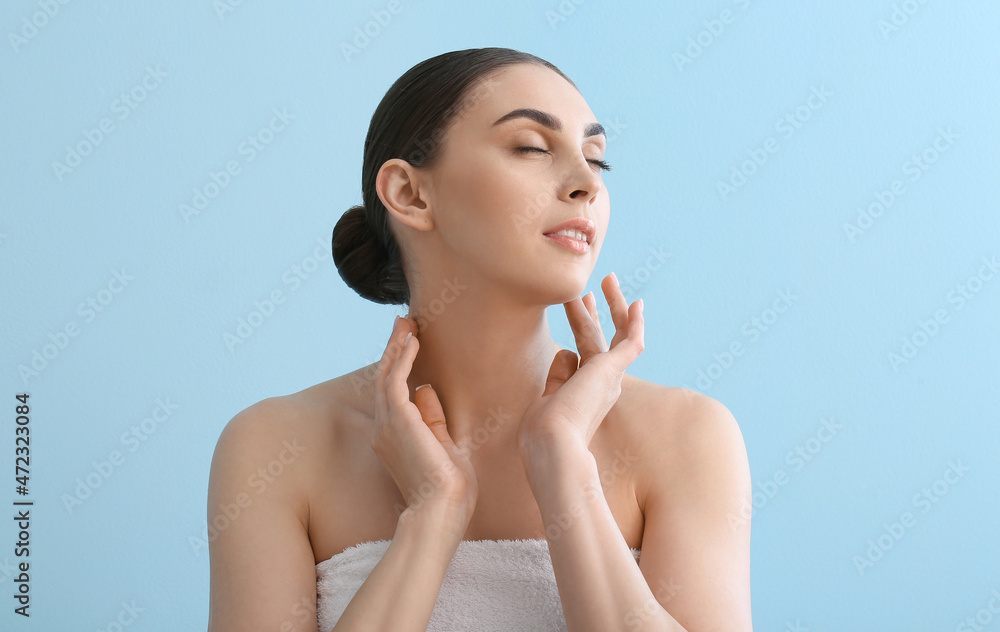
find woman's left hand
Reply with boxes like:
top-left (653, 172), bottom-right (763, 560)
top-left (517, 273), bottom-right (645, 456)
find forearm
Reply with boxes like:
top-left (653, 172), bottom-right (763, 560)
top-left (522, 437), bottom-right (686, 632)
top-left (331, 504), bottom-right (463, 632)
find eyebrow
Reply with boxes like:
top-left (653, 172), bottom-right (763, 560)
top-left (491, 108), bottom-right (606, 140)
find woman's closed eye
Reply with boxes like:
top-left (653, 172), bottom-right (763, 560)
top-left (515, 146), bottom-right (612, 172)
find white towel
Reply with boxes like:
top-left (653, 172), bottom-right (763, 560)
top-left (316, 538), bottom-right (641, 631)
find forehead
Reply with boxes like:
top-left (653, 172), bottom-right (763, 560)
top-left (458, 63), bottom-right (599, 137)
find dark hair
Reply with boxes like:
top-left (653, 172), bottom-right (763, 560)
top-left (331, 47), bottom-right (576, 305)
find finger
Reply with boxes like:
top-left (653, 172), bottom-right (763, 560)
top-left (607, 298), bottom-right (645, 371)
top-left (582, 291), bottom-right (608, 351)
top-left (564, 296), bottom-right (604, 362)
top-left (414, 384), bottom-right (453, 446)
top-left (386, 323), bottom-right (419, 415)
top-left (375, 316), bottom-right (407, 421)
top-left (542, 349), bottom-right (579, 398)
top-left (602, 273), bottom-right (630, 347)
top-left (578, 291), bottom-right (608, 368)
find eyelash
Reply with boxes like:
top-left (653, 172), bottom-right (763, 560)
top-left (515, 146), bottom-right (612, 172)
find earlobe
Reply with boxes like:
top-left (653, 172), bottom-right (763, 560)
top-left (376, 158), bottom-right (435, 232)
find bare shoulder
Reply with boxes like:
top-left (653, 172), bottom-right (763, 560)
top-left (210, 373), bottom-right (365, 532)
top-left (210, 396), bottom-right (315, 529)
top-left (618, 375), bottom-right (748, 511)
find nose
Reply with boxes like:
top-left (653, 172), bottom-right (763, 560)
top-left (562, 157), bottom-right (603, 204)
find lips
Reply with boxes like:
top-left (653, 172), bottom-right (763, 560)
top-left (542, 217), bottom-right (596, 244)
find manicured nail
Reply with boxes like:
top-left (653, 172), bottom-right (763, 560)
top-left (638, 298), bottom-right (644, 311)
top-left (611, 271), bottom-right (619, 287)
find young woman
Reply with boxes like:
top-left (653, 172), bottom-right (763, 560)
top-left (207, 47), bottom-right (752, 632)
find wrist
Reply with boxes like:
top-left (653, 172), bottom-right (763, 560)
top-left (518, 425), bottom-right (589, 467)
top-left (520, 431), bottom-right (595, 489)
top-left (399, 498), bottom-right (470, 542)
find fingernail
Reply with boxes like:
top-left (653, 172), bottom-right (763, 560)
top-left (404, 331), bottom-right (412, 346)
top-left (638, 298), bottom-right (644, 311)
top-left (416, 383), bottom-right (431, 391)
top-left (611, 271), bottom-right (619, 286)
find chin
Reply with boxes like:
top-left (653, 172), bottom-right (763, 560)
top-left (546, 281), bottom-right (592, 306)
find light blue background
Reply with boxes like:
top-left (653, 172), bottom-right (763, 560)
top-left (2, 0), bottom-right (998, 630)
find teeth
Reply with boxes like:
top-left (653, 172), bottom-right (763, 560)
top-left (550, 229), bottom-right (588, 243)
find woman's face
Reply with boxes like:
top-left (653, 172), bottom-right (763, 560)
top-left (405, 63), bottom-right (611, 307)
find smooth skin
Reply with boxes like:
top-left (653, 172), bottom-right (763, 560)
top-left (206, 62), bottom-right (752, 631)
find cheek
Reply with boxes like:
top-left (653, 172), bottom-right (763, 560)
top-left (436, 151), bottom-right (540, 254)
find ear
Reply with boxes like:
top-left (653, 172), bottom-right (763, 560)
top-left (375, 158), bottom-right (435, 233)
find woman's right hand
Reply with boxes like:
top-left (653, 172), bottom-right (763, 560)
top-left (370, 316), bottom-right (479, 534)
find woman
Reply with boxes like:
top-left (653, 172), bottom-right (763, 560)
top-left (207, 47), bottom-right (753, 632)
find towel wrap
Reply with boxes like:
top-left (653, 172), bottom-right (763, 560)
top-left (316, 538), bottom-right (642, 631)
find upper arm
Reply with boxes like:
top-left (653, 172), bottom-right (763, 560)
top-left (637, 388), bottom-right (753, 632)
top-left (207, 397), bottom-right (318, 632)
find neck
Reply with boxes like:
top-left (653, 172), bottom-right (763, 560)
top-left (403, 284), bottom-right (564, 461)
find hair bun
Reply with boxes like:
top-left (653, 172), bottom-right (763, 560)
top-left (332, 204), bottom-right (408, 305)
